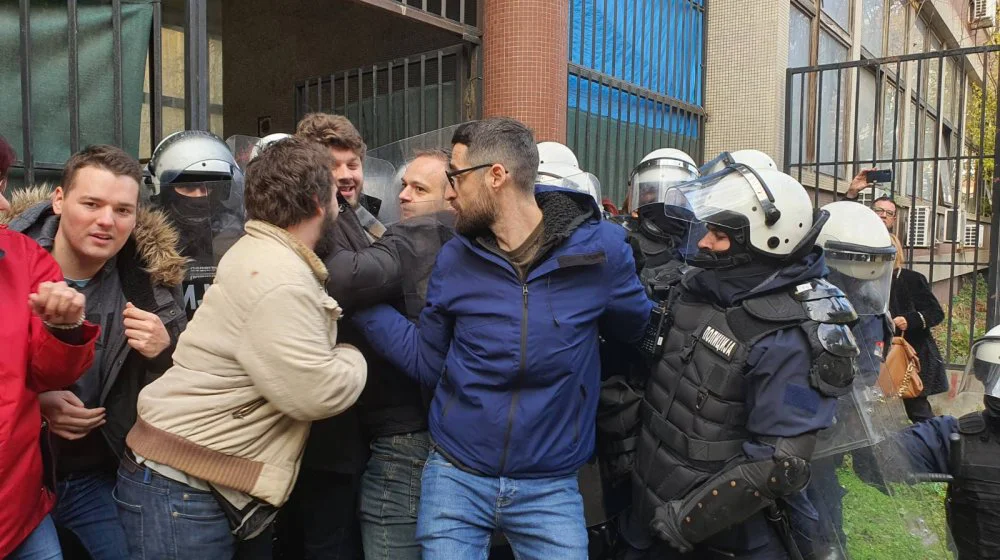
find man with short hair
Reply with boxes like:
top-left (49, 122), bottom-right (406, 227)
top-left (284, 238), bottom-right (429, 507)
top-left (871, 195), bottom-right (898, 233)
top-left (6, 145), bottom-right (187, 560)
top-left (117, 136), bottom-right (367, 559)
top-left (354, 117), bottom-right (652, 558)
top-left (399, 149), bottom-right (453, 220)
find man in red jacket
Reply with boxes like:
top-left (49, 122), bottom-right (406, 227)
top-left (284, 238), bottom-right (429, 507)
top-left (0, 138), bottom-right (99, 559)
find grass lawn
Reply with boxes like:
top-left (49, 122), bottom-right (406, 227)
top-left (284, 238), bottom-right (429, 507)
top-left (839, 459), bottom-right (952, 560)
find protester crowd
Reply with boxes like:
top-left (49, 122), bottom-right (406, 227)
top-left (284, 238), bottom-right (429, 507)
top-left (0, 113), bottom-right (994, 560)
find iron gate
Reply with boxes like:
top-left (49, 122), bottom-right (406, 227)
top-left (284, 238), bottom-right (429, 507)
top-left (784, 45), bottom-right (1000, 368)
top-left (294, 44), bottom-right (479, 150)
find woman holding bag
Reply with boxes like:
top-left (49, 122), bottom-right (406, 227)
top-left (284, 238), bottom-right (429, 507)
top-left (889, 234), bottom-right (947, 423)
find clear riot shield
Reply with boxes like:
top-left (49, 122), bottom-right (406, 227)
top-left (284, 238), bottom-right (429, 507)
top-left (356, 156), bottom-right (398, 238)
top-left (226, 135), bottom-right (260, 172)
top-left (361, 125), bottom-right (464, 310)
top-left (157, 179), bottom-right (245, 319)
top-left (364, 124), bottom-right (465, 226)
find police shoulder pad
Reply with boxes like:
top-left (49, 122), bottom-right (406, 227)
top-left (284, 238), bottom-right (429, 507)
top-left (958, 411), bottom-right (987, 435)
top-left (741, 291), bottom-right (808, 323)
top-left (812, 322), bottom-right (860, 358)
top-left (790, 278), bottom-right (845, 301)
top-left (790, 280), bottom-right (858, 324)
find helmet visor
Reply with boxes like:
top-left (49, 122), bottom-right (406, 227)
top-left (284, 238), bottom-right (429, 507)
top-left (629, 158), bottom-right (699, 209)
top-left (664, 165), bottom-right (779, 229)
top-left (824, 242), bottom-right (896, 316)
top-left (537, 169), bottom-right (602, 206)
top-left (962, 337), bottom-right (1000, 399)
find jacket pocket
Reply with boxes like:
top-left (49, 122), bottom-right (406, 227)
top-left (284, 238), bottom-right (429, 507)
top-left (573, 384), bottom-right (587, 444)
top-left (232, 397), bottom-right (267, 419)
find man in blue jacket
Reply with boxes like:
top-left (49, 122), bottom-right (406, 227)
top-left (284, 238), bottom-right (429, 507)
top-left (354, 117), bottom-right (652, 558)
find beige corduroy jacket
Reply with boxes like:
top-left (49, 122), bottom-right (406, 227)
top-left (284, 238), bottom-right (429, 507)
top-left (127, 220), bottom-right (367, 506)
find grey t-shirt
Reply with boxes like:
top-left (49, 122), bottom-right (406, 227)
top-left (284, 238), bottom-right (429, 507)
top-left (66, 259), bottom-right (126, 408)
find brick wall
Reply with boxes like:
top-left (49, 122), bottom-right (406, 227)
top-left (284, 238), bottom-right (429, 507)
top-left (482, 0), bottom-right (568, 142)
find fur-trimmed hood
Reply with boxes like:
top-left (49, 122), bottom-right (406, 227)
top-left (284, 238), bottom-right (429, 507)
top-left (1, 185), bottom-right (187, 287)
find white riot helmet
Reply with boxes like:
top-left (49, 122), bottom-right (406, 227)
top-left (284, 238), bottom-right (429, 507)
top-left (668, 165), bottom-right (825, 266)
top-left (538, 141), bottom-right (580, 168)
top-left (700, 149), bottom-right (778, 176)
top-left (148, 130), bottom-right (242, 196)
top-left (536, 162), bottom-right (602, 207)
top-left (535, 142), bottom-right (601, 206)
top-left (817, 201), bottom-right (896, 316)
top-left (251, 133), bottom-right (293, 161)
top-left (953, 325), bottom-right (1000, 413)
top-left (629, 148), bottom-right (699, 210)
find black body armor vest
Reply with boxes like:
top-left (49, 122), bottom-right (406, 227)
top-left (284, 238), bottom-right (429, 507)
top-left (948, 411), bottom-right (1000, 560)
top-left (632, 276), bottom-right (858, 525)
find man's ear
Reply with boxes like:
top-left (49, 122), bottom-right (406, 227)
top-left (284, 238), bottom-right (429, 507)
top-left (488, 163), bottom-right (506, 191)
top-left (52, 186), bottom-right (65, 215)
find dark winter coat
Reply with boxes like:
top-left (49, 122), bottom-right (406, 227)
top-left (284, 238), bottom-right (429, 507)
top-left (889, 267), bottom-right (948, 396)
top-left (324, 210), bottom-right (456, 438)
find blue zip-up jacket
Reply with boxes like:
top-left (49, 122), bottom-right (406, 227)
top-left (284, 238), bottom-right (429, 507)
top-left (354, 185), bottom-right (653, 478)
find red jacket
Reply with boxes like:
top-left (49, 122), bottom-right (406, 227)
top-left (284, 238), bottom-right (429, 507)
top-left (0, 226), bottom-right (98, 556)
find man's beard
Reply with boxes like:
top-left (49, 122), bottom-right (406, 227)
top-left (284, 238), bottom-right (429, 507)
top-left (455, 189), bottom-right (499, 237)
top-left (313, 210), bottom-right (339, 257)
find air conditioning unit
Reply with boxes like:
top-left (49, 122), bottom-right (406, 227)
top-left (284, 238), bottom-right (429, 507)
top-left (907, 206), bottom-right (932, 247)
top-left (965, 223), bottom-right (985, 247)
top-left (970, 0), bottom-right (997, 29)
top-left (858, 187), bottom-right (889, 206)
top-left (944, 208), bottom-right (968, 243)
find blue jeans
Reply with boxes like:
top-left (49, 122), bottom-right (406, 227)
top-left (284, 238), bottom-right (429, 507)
top-left (359, 431), bottom-right (431, 560)
top-left (51, 472), bottom-right (129, 560)
top-left (417, 450), bottom-right (587, 560)
top-left (8, 515), bottom-right (62, 560)
top-left (114, 458), bottom-right (234, 560)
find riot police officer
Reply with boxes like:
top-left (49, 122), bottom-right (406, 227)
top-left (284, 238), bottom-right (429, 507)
top-left (807, 201), bottom-right (904, 557)
top-left (886, 324), bottom-right (1000, 559)
top-left (146, 130), bottom-right (245, 318)
top-left (630, 163), bottom-right (859, 559)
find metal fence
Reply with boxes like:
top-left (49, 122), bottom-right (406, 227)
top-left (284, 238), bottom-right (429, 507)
top-left (8, 0), bottom-right (167, 186)
top-left (294, 44), bottom-right (479, 150)
top-left (784, 45), bottom-right (1000, 367)
top-left (566, 0), bottom-right (706, 206)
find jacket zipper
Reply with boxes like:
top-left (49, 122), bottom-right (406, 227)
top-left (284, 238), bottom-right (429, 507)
top-left (232, 397), bottom-right (267, 419)
top-left (499, 284), bottom-right (528, 474)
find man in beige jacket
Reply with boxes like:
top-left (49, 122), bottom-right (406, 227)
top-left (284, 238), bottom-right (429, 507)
top-left (114, 136), bottom-right (367, 559)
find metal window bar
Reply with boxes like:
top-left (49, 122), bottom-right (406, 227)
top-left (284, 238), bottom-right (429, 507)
top-left (786, 45), bottom-right (1000, 366)
top-left (294, 45), bottom-right (472, 149)
top-left (566, 0), bottom-right (706, 207)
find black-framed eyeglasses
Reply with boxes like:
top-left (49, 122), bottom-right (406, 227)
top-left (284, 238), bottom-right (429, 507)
top-left (872, 207), bottom-right (897, 218)
top-left (446, 163), bottom-right (495, 187)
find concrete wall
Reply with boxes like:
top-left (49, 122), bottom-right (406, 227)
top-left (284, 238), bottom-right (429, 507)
top-left (221, 0), bottom-right (461, 138)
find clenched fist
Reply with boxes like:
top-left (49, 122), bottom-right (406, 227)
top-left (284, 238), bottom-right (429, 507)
top-left (123, 302), bottom-right (170, 358)
top-left (29, 281), bottom-right (85, 326)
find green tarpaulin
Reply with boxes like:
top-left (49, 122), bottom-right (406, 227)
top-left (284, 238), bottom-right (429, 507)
top-left (1, 0), bottom-right (154, 181)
